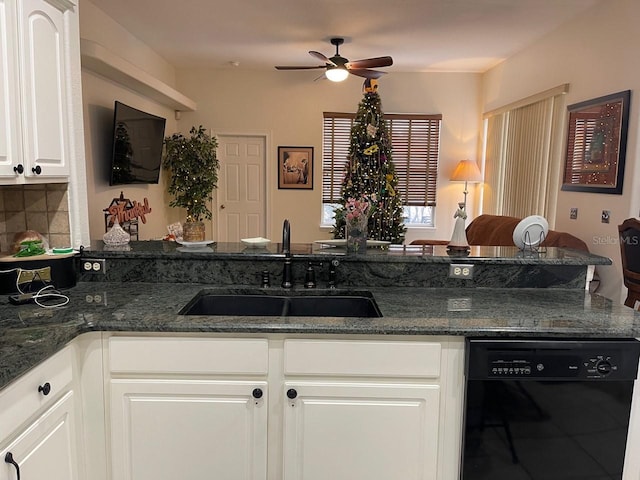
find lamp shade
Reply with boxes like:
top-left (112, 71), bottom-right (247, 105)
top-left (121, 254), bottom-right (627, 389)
top-left (325, 67), bottom-right (349, 82)
top-left (450, 160), bottom-right (482, 182)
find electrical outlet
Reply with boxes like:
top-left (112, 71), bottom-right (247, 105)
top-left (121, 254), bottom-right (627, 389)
top-left (82, 259), bottom-right (106, 274)
top-left (449, 264), bottom-right (474, 280)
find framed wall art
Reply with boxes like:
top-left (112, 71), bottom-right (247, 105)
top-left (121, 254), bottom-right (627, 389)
top-left (278, 146), bottom-right (313, 190)
top-left (562, 90), bottom-right (630, 194)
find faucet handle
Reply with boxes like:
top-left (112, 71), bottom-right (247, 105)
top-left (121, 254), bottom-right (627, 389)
top-left (304, 262), bottom-right (320, 288)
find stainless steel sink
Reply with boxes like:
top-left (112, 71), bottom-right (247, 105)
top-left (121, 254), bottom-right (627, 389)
top-left (179, 289), bottom-right (382, 317)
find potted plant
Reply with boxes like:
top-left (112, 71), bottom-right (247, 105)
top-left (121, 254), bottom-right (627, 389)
top-left (163, 126), bottom-right (220, 241)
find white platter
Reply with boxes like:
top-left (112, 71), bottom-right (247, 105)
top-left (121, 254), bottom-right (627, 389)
top-left (176, 240), bottom-right (214, 248)
top-left (314, 239), bottom-right (391, 248)
top-left (512, 215), bottom-right (549, 249)
top-left (241, 237), bottom-right (271, 248)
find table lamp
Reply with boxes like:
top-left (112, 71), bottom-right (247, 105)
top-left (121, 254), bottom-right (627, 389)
top-left (450, 160), bottom-right (483, 210)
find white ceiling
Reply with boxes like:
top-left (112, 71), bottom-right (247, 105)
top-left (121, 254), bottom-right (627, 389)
top-left (87, 0), bottom-right (601, 73)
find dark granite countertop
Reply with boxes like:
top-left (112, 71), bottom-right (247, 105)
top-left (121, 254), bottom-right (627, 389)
top-left (1, 282), bottom-right (639, 390)
top-left (84, 240), bottom-right (612, 266)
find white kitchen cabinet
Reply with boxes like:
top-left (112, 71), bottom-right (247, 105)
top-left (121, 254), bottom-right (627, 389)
top-left (281, 338), bottom-right (461, 480)
top-left (1, 392), bottom-right (78, 480)
top-left (282, 381), bottom-right (440, 480)
top-left (105, 335), bottom-right (465, 480)
top-left (0, 0), bottom-right (77, 182)
top-left (0, 345), bottom-right (81, 480)
top-left (107, 337), bottom-right (269, 480)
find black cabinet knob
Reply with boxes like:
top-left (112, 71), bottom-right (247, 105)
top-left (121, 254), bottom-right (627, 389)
top-left (286, 388), bottom-right (298, 399)
top-left (13, 164), bottom-right (24, 175)
top-left (32, 165), bottom-right (42, 175)
top-left (38, 382), bottom-right (51, 396)
top-left (252, 388), bottom-right (263, 399)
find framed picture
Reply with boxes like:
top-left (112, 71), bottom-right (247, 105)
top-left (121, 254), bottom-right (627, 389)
top-left (562, 90), bottom-right (630, 194)
top-left (278, 146), bottom-right (313, 190)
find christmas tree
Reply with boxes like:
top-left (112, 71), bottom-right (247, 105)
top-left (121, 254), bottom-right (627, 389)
top-left (332, 79), bottom-right (406, 244)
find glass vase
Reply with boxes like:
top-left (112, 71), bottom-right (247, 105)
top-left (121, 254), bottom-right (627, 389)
top-left (346, 216), bottom-right (368, 253)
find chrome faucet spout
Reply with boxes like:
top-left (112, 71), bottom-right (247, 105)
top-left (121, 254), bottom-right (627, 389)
top-left (282, 219), bottom-right (292, 288)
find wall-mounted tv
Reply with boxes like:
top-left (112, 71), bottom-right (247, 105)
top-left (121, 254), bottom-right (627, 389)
top-left (109, 101), bottom-right (166, 185)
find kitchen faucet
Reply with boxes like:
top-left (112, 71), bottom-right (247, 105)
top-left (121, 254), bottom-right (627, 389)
top-left (282, 219), bottom-right (292, 288)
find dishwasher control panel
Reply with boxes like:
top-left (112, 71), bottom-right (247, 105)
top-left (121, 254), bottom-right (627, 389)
top-left (466, 339), bottom-right (640, 381)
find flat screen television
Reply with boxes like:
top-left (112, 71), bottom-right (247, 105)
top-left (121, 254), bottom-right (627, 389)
top-left (109, 101), bottom-right (166, 185)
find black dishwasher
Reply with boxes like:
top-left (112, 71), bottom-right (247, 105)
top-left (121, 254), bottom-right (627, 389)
top-left (462, 338), bottom-right (640, 480)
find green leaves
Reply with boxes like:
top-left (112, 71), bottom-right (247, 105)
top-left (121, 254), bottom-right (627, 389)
top-left (163, 126), bottom-right (220, 221)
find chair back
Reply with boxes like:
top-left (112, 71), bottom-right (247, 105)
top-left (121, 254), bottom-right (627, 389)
top-left (618, 218), bottom-right (640, 309)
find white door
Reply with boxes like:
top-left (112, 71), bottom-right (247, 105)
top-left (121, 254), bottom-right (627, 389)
top-left (216, 135), bottom-right (266, 242)
top-left (110, 379), bottom-right (268, 480)
top-left (283, 382), bottom-right (441, 480)
top-left (1, 392), bottom-right (78, 480)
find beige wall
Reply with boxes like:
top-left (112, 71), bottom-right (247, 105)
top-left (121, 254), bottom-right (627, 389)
top-left (481, 0), bottom-right (640, 302)
top-left (175, 69), bottom-right (482, 244)
top-left (80, 0), bottom-right (183, 241)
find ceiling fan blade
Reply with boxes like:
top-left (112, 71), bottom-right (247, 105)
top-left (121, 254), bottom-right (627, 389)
top-left (275, 65), bottom-right (326, 70)
top-left (346, 56), bottom-right (393, 69)
top-left (309, 51), bottom-right (335, 66)
top-left (348, 68), bottom-right (387, 79)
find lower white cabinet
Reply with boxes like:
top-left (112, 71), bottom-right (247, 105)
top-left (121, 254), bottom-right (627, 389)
top-left (104, 334), bottom-right (464, 480)
top-left (282, 382), bottom-right (440, 480)
top-left (0, 345), bottom-right (81, 480)
top-left (1, 392), bottom-right (78, 480)
top-left (109, 379), bottom-right (268, 480)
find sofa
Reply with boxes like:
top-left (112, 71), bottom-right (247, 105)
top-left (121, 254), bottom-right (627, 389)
top-left (411, 214), bottom-right (590, 252)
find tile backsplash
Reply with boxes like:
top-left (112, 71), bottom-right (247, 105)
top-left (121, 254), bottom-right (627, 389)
top-left (0, 184), bottom-right (71, 253)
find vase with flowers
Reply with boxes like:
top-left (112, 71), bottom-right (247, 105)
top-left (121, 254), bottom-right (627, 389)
top-left (345, 197), bottom-right (370, 253)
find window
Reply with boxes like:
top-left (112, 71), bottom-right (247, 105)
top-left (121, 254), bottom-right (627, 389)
top-left (322, 112), bottom-right (442, 227)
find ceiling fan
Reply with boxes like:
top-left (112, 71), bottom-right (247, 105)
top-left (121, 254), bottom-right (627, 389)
top-left (275, 38), bottom-right (393, 82)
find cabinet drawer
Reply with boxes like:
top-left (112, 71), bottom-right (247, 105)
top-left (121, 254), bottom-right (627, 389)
top-left (109, 337), bottom-right (269, 375)
top-left (284, 339), bottom-right (441, 378)
top-left (0, 345), bottom-right (74, 438)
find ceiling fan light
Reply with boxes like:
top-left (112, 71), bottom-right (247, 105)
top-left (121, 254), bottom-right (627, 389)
top-left (326, 67), bottom-right (349, 82)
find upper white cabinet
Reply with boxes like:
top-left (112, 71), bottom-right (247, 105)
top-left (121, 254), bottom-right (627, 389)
top-left (0, 0), bottom-right (77, 182)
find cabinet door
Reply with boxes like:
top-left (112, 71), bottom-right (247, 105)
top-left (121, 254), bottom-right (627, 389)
top-left (0, 0), bottom-right (21, 179)
top-left (16, 0), bottom-right (71, 179)
top-left (1, 391), bottom-right (78, 480)
top-left (110, 379), bottom-right (268, 480)
top-left (283, 382), bottom-right (441, 480)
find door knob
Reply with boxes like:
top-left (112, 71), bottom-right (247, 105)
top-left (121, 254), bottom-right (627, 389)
top-left (13, 164), bottom-right (24, 175)
top-left (32, 165), bottom-right (42, 175)
top-left (286, 388), bottom-right (298, 399)
top-left (38, 382), bottom-right (51, 395)
top-left (220, 204), bottom-right (225, 209)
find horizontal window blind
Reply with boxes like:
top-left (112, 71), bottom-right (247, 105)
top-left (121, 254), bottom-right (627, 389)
top-left (322, 112), bottom-right (442, 207)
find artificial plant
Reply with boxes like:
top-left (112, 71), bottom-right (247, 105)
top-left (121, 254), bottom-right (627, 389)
top-left (163, 126), bottom-right (220, 222)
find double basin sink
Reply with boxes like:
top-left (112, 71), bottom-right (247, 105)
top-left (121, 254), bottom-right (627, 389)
top-left (180, 288), bottom-right (382, 318)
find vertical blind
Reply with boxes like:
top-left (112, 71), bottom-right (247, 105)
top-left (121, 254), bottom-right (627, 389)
top-left (482, 84), bottom-right (569, 220)
top-left (322, 112), bottom-right (442, 206)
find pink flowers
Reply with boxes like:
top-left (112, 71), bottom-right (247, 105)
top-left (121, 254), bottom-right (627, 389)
top-left (345, 197), bottom-right (370, 222)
